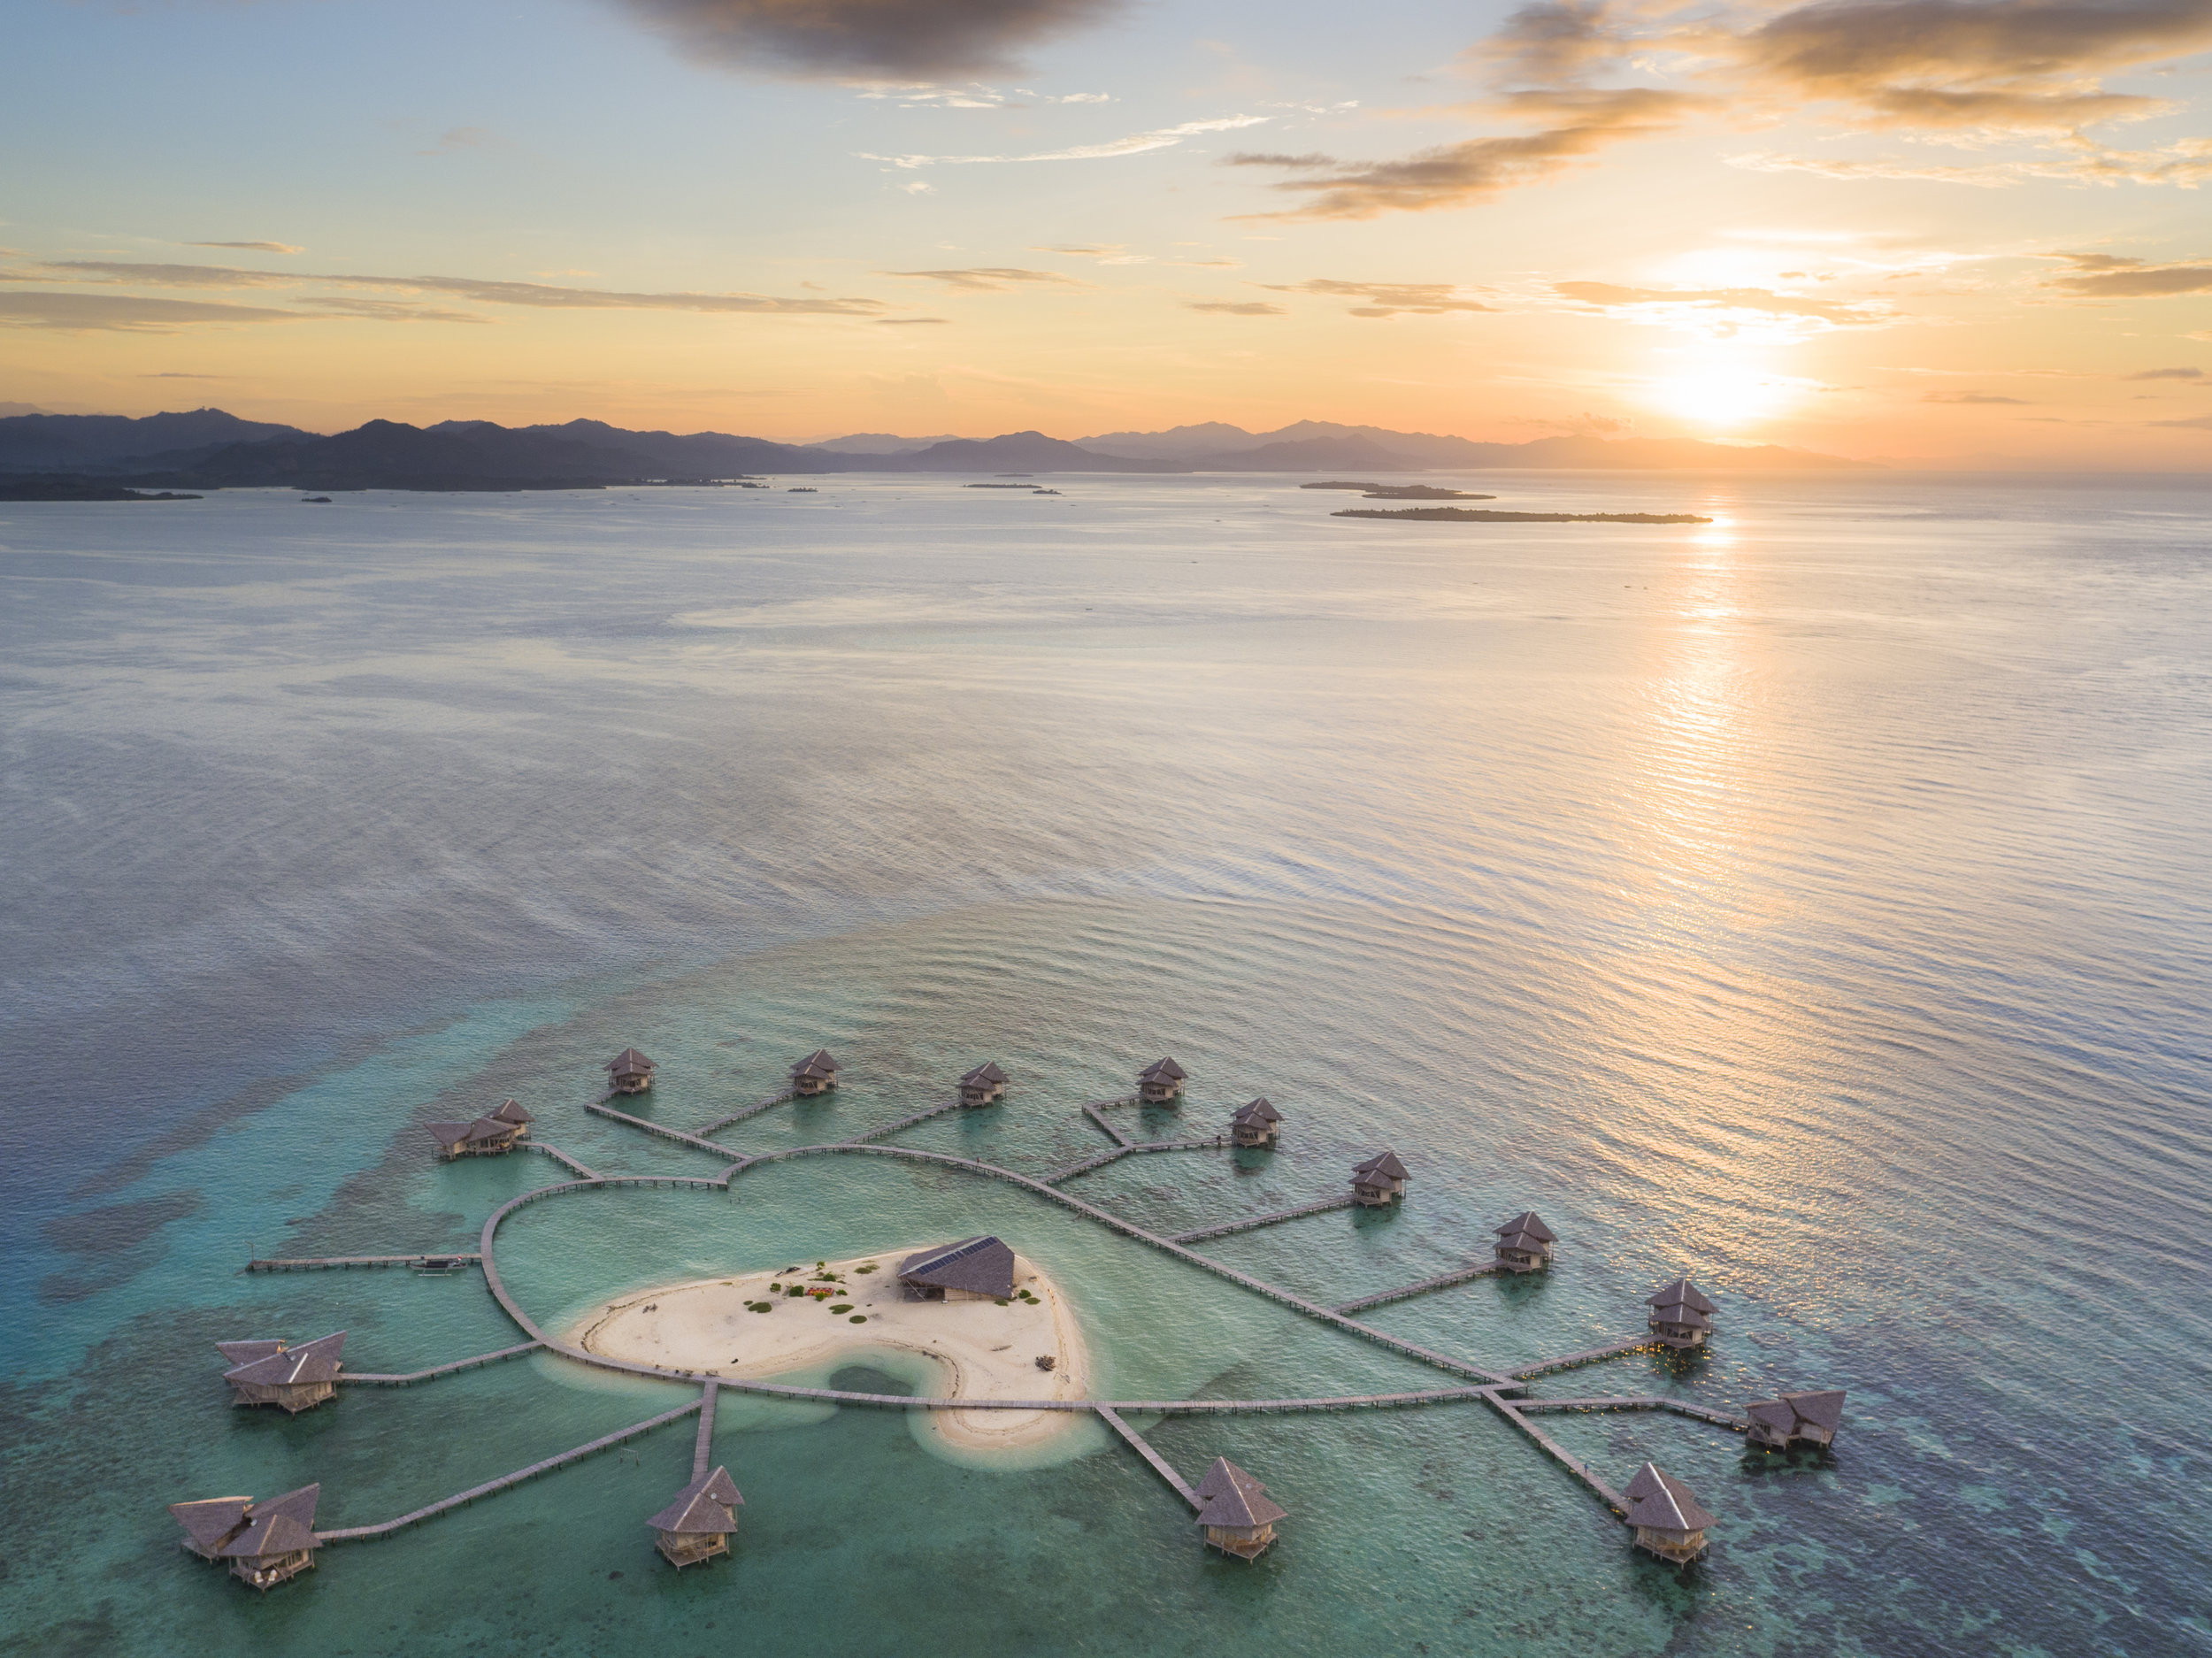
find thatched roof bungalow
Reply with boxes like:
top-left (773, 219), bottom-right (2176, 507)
top-left (1646, 1278), bottom-right (1717, 1349)
top-left (220, 1332), bottom-right (345, 1413)
top-left (647, 1466), bottom-right (743, 1568)
top-left (897, 1235), bottom-right (1016, 1301)
top-left (426, 1099), bottom-right (532, 1159)
top-left (1138, 1056), bottom-right (1187, 1104)
top-left (170, 1496), bottom-right (254, 1562)
top-left (1493, 1211), bottom-right (1556, 1271)
top-left (174, 1484), bottom-right (323, 1590)
top-left (1351, 1150), bottom-right (1409, 1207)
top-left (605, 1048), bottom-right (658, 1094)
top-left (790, 1049), bottom-right (841, 1096)
top-left (959, 1061), bottom-right (1009, 1107)
top-left (1193, 1456), bottom-right (1288, 1559)
top-left (1745, 1389), bottom-right (1847, 1451)
top-left (1622, 1463), bottom-right (1714, 1563)
top-left (1229, 1097), bottom-right (1282, 1148)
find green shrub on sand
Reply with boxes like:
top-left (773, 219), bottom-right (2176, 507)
top-left (830, 1303), bottom-right (853, 1314)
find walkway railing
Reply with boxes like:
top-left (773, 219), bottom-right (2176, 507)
top-left (1333, 1260), bottom-right (1500, 1315)
top-left (245, 1253), bottom-right (480, 1273)
top-left (585, 1101), bottom-right (737, 1158)
top-left (1096, 1406), bottom-right (1199, 1508)
top-left (844, 1097), bottom-right (961, 1145)
top-left (694, 1091), bottom-right (795, 1138)
top-left (1170, 1194), bottom-right (1356, 1244)
top-left (342, 1341), bottom-right (544, 1386)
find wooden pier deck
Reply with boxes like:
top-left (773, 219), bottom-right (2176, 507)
top-left (1486, 1392), bottom-right (1626, 1514)
top-left (246, 1253), bottom-right (481, 1273)
top-left (844, 1097), bottom-right (961, 1145)
top-left (692, 1380), bottom-right (718, 1480)
top-left (342, 1341), bottom-right (544, 1386)
top-left (1511, 1396), bottom-right (1748, 1432)
top-left (1170, 1193), bottom-right (1357, 1244)
top-left (1333, 1260), bottom-right (1501, 1314)
top-left (1043, 1135), bottom-right (1229, 1185)
top-left (1508, 1338), bottom-right (1649, 1379)
top-left (527, 1142), bottom-right (598, 1179)
top-left (1096, 1405), bottom-right (1200, 1508)
top-left (315, 1390), bottom-right (707, 1543)
top-left (585, 1101), bottom-right (739, 1159)
top-left (694, 1091), bottom-right (795, 1138)
top-left (1082, 1102), bottom-right (1133, 1148)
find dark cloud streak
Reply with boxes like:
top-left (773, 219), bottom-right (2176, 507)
top-left (611, 0), bottom-right (1123, 81)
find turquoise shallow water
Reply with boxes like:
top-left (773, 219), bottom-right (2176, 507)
top-left (2, 474), bottom-right (2208, 1655)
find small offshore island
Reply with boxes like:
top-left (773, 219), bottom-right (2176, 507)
top-left (570, 1240), bottom-right (1092, 1454)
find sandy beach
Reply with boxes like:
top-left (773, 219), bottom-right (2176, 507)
top-left (568, 1245), bottom-right (1091, 1451)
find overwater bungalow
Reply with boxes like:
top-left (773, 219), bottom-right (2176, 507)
top-left (647, 1466), bottom-right (744, 1568)
top-left (1745, 1389), bottom-right (1847, 1451)
top-left (959, 1061), bottom-right (1009, 1107)
top-left (1138, 1056), bottom-right (1187, 1104)
top-left (1645, 1278), bottom-right (1717, 1349)
top-left (897, 1235), bottom-right (1016, 1301)
top-left (790, 1049), bottom-right (841, 1096)
top-left (172, 1484), bottom-right (322, 1590)
top-left (1230, 1097), bottom-right (1282, 1148)
top-left (426, 1099), bottom-right (533, 1159)
top-left (605, 1048), bottom-right (658, 1094)
top-left (219, 1332), bottom-right (346, 1412)
top-left (1493, 1211), bottom-right (1556, 1271)
top-left (1193, 1456), bottom-right (1288, 1559)
top-left (1351, 1150), bottom-right (1409, 1207)
top-left (1622, 1463), bottom-right (1714, 1563)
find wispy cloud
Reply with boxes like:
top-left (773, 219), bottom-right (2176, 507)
top-left (2126, 365), bottom-right (2204, 380)
top-left (1555, 280), bottom-right (1889, 326)
top-left (0, 293), bottom-right (305, 333)
top-left (1033, 242), bottom-right (1152, 264)
top-left (2147, 412), bottom-right (2212, 429)
top-left (613, 0), bottom-right (1125, 81)
top-left (417, 126), bottom-right (491, 156)
top-left (1921, 389), bottom-right (2027, 403)
top-left (2046, 250), bottom-right (2212, 298)
top-left (1256, 279), bottom-right (1498, 317)
top-left (1186, 300), bottom-right (1286, 315)
top-left (879, 266), bottom-right (1086, 291)
top-left (185, 241), bottom-right (303, 254)
top-left (862, 114), bottom-right (1267, 168)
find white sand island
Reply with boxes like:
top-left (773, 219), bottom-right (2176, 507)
top-left (568, 1243), bottom-right (1091, 1452)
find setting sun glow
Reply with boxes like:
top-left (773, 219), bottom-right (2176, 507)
top-left (1647, 365), bottom-right (1798, 431)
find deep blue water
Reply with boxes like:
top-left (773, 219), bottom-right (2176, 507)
top-left (2, 473), bottom-right (2207, 1656)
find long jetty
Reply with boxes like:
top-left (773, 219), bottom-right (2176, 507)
top-left (845, 1097), bottom-right (961, 1146)
top-left (1170, 1194), bottom-right (1356, 1244)
top-left (1044, 1136), bottom-right (1229, 1185)
top-left (1508, 1338), bottom-right (1649, 1379)
top-left (695, 1091), bottom-right (795, 1138)
top-left (1081, 1102), bottom-right (1133, 1148)
top-left (586, 1101), bottom-right (737, 1158)
top-left (692, 1380), bottom-right (718, 1479)
top-left (342, 1341), bottom-right (544, 1386)
top-left (1096, 1406), bottom-right (1199, 1508)
top-left (315, 1391), bottom-right (706, 1543)
top-left (1486, 1390), bottom-right (1626, 1513)
top-left (527, 1142), bottom-right (598, 1179)
top-left (246, 1253), bottom-right (480, 1273)
top-left (1333, 1260), bottom-right (1501, 1315)
top-left (1510, 1395), bottom-right (1748, 1432)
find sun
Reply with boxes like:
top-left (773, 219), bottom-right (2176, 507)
top-left (1648, 365), bottom-right (1796, 431)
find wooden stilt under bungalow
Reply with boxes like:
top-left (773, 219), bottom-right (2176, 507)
top-left (1193, 1456), bottom-right (1288, 1559)
top-left (1137, 1056), bottom-right (1187, 1104)
top-left (426, 1099), bottom-right (533, 1159)
top-left (1493, 1211), bottom-right (1556, 1271)
top-left (220, 1332), bottom-right (346, 1412)
top-left (647, 1466), bottom-right (743, 1568)
top-left (1351, 1150), bottom-right (1409, 1206)
top-left (897, 1235), bottom-right (1016, 1301)
top-left (206, 1484), bottom-right (322, 1590)
top-left (958, 1061), bottom-right (1009, 1106)
top-left (1622, 1463), bottom-right (1715, 1563)
top-left (1230, 1097), bottom-right (1282, 1147)
top-left (1745, 1389), bottom-right (1847, 1451)
top-left (605, 1048), bottom-right (657, 1094)
top-left (790, 1049), bottom-right (841, 1096)
top-left (1645, 1278), bottom-right (1717, 1349)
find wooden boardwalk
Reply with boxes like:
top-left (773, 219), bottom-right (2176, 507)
top-left (1082, 1102), bottom-right (1133, 1148)
top-left (315, 1392), bottom-right (706, 1543)
top-left (695, 1091), bottom-right (795, 1137)
top-left (1096, 1406), bottom-right (1199, 1508)
top-left (1508, 1338), bottom-right (1649, 1379)
top-left (692, 1380), bottom-right (718, 1479)
top-left (586, 1101), bottom-right (738, 1159)
top-left (844, 1097), bottom-right (961, 1146)
top-left (1512, 1396), bottom-right (1748, 1432)
top-left (1333, 1260), bottom-right (1501, 1315)
top-left (527, 1142), bottom-right (598, 1179)
top-left (1488, 1393), bottom-right (1627, 1514)
top-left (1044, 1136), bottom-right (1228, 1186)
top-left (1171, 1194), bottom-right (1356, 1244)
top-left (342, 1341), bottom-right (543, 1386)
top-left (246, 1253), bottom-right (480, 1273)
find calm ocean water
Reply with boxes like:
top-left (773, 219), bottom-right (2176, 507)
top-left (2, 472), bottom-right (2207, 1657)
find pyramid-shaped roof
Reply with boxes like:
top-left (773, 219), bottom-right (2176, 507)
top-left (1494, 1211), bottom-right (1555, 1243)
top-left (646, 1466), bottom-right (743, 1533)
top-left (1354, 1150), bottom-right (1409, 1180)
top-left (214, 1339), bottom-right (288, 1366)
top-left (1192, 1457), bottom-right (1288, 1529)
top-left (490, 1098), bottom-right (534, 1125)
top-left (1646, 1278), bottom-right (1717, 1316)
top-left (1140, 1056), bottom-right (1187, 1081)
top-left (606, 1048), bottom-right (657, 1073)
top-left (1231, 1097), bottom-right (1282, 1124)
top-left (1782, 1389), bottom-right (1847, 1432)
top-left (898, 1236), bottom-right (1016, 1298)
top-left (218, 1484), bottom-right (321, 1558)
top-left (170, 1495), bottom-right (254, 1551)
top-left (792, 1048), bottom-right (840, 1077)
top-left (426, 1120), bottom-right (480, 1148)
top-left (224, 1331), bottom-right (344, 1386)
top-left (1745, 1398), bottom-right (1798, 1434)
top-left (1622, 1463), bottom-right (1714, 1532)
top-left (962, 1061), bottom-right (1009, 1085)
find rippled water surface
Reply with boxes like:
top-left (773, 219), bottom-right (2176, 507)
top-left (2, 474), bottom-right (2207, 1656)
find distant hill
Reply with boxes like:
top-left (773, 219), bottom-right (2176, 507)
top-left (887, 431), bottom-right (1179, 473)
top-left (0, 407), bottom-right (310, 473)
top-left (1088, 419), bottom-right (1871, 472)
top-left (804, 432), bottom-right (961, 454)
